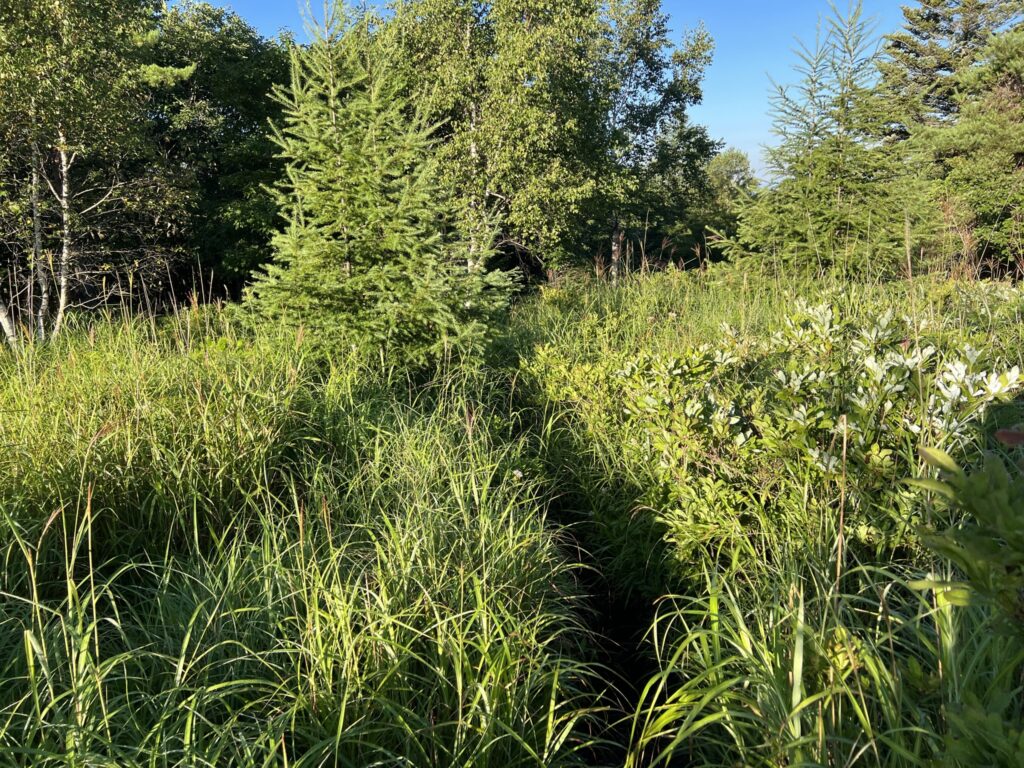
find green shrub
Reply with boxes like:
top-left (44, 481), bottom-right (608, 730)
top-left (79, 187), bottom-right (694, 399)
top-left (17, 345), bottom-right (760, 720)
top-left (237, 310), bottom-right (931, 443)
top-left (245, 11), bottom-right (513, 367)
top-left (916, 444), bottom-right (1024, 631)
top-left (525, 278), bottom-right (1023, 582)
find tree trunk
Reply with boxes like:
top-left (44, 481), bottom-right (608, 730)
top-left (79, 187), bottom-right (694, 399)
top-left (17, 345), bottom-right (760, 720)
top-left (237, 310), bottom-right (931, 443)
top-left (610, 225), bottom-right (623, 285)
top-left (0, 299), bottom-right (18, 348)
top-left (468, 115), bottom-right (480, 271)
top-left (31, 143), bottom-right (48, 340)
top-left (465, 18), bottom-right (482, 272)
top-left (52, 137), bottom-right (72, 338)
top-left (467, 101), bottom-right (483, 271)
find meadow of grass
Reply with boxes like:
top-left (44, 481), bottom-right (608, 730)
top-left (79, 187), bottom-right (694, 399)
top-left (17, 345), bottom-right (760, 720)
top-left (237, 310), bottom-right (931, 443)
top-left (0, 311), bottom-right (601, 766)
top-left (1, 265), bottom-right (1023, 765)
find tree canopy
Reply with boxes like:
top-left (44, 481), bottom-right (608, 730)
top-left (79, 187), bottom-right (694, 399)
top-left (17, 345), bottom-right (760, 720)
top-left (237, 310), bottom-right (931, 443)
top-left (2, 0), bottom-right (1023, 354)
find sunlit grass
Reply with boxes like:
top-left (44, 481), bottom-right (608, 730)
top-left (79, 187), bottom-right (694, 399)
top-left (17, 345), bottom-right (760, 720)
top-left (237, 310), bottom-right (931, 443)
top-left (517, 264), bottom-right (1024, 766)
top-left (0, 311), bottom-right (603, 766)
top-left (1, 267), bottom-right (1023, 765)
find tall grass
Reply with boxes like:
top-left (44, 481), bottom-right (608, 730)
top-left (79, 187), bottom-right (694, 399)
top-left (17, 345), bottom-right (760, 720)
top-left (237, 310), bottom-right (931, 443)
top-left (627, 563), bottom-right (1024, 767)
top-left (0, 311), bottom-right (602, 766)
top-left (2, 266), bottom-right (1023, 765)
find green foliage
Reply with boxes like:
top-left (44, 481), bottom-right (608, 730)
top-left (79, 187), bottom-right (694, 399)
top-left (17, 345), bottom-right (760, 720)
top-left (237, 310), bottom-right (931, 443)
top-left (386, 0), bottom-right (715, 270)
top-left (0, 0), bottom-right (191, 342)
top-left (737, 2), bottom-right (930, 275)
top-left (916, 446), bottom-right (1024, 628)
top-left (4, 259), bottom-right (1024, 765)
top-left (909, 438), bottom-right (1024, 762)
top-left (7, 1), bottom-right (1024, 763)
top-left (386, 0), bottom-right (602, 267)
top-left (246, 9), bottom-right (513, 365)
top-left (518, 267), bottom-right (1024, 766)
top-left (146, 1), bottom-right (289, 291)
top-left (627, 566), bottom-right (1024, 767)
top-left (700, 147), bottom-right (757, 245)
top-left (923, 28), bottom-right (1024, 269)
top-left (0, 312), bottom-right (599, 765)
top-left (878, 0), bottom-right (1022, 134)
top-left (0, 314), bottom-right (314, 553)
top-left (526, 271), bottom-right (1023, 581)
top-left (735, 1), bottom-right (1024, 277)
top-left (595, 3), bottom-right (717, 263)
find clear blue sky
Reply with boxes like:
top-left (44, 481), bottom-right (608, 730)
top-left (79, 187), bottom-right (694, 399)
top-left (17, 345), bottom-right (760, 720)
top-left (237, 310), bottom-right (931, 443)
top-left (677, 1), bottom-right (906, 173)
top-left (209, 0), bottom-right (909, 173)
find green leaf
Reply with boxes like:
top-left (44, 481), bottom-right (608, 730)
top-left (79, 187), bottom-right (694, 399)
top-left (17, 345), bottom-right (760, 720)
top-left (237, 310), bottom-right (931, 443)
top-left (906, 477), bottom-right (956, 499)
top-left (907, 578), bottom-right (972, 606)
top-left (918, 447), bottom-right (962, 476)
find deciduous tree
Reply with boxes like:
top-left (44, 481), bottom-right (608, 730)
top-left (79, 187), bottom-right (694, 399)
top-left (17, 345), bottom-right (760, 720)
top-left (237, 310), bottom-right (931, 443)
top-left (146, 2), bottom-right (289, 294)
top-left (0, 0), bottom-right (186, 346)
top-left (386, 0), bottom-right (714, 274)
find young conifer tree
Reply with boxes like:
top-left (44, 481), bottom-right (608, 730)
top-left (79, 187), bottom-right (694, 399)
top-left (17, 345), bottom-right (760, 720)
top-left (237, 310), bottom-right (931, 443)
top-left (737, 3), bottom-right (900, 274)
top-left (247, 5), bottom-right (513, 364)
top-left (735, 1), bottom-right (942, 276)
top-left (879, 0), bottom-right (1023, 272)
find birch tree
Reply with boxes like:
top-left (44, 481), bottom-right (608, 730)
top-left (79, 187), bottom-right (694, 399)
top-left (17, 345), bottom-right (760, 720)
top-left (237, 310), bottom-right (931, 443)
top-left (387, 0), bottom-right (714, 273)
top-left (0, 0), bottom-right (186, 346)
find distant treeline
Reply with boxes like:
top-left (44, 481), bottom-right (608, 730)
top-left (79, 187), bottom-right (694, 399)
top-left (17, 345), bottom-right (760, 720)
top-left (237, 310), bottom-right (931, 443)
top-left (1, 0), bottom-right (1021, 353)
top-left (728, 0), bottom-right (1024, 278)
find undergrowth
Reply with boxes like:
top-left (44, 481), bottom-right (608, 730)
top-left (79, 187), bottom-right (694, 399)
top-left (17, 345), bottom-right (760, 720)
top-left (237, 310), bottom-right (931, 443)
top-left (2, 265), bottom-right (1024, 765)
top-left (516, 265), bottom-right (1024, 766)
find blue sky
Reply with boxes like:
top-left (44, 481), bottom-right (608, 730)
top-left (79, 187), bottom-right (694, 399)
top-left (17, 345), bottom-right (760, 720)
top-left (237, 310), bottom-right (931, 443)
top-left (677, 1), bottom-right (905, 172)
top-left (211, 1), bottom-right (908, 172)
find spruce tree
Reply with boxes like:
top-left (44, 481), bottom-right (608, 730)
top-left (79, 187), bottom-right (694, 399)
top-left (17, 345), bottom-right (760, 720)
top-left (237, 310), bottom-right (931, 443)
top-left (247, 8), bottom-right (513, 364)
top-left (879, 0), bottom-right (1023, 135)
top-left (737, 2), bottom-right (918, 275)
top-left (925, 25), bottom-right (1024, 271)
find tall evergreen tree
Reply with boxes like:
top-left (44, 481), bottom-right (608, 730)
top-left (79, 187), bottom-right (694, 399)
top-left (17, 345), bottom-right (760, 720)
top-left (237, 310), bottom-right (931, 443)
top-left (737, 2), bottom-right (931, 275)
top-left (246, 8), bottom-right (512, 364)
top-left (879, 0), bottom-right (1023, 136)
top-left (876, 0), bottom-right (1023, 272)
top-left (925, 25), bottom-right (1024, 270)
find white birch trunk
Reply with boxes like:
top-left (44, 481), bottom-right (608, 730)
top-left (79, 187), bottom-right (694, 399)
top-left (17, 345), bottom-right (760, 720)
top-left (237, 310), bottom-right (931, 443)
top-left (0, 299), bottom-right (18, 348)
top-left (51, 136), bottom-right (72, 338)
top-left (610, 225), bottom-right (623, 286)
top-left (31, 143), bottom-right (48, 340)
